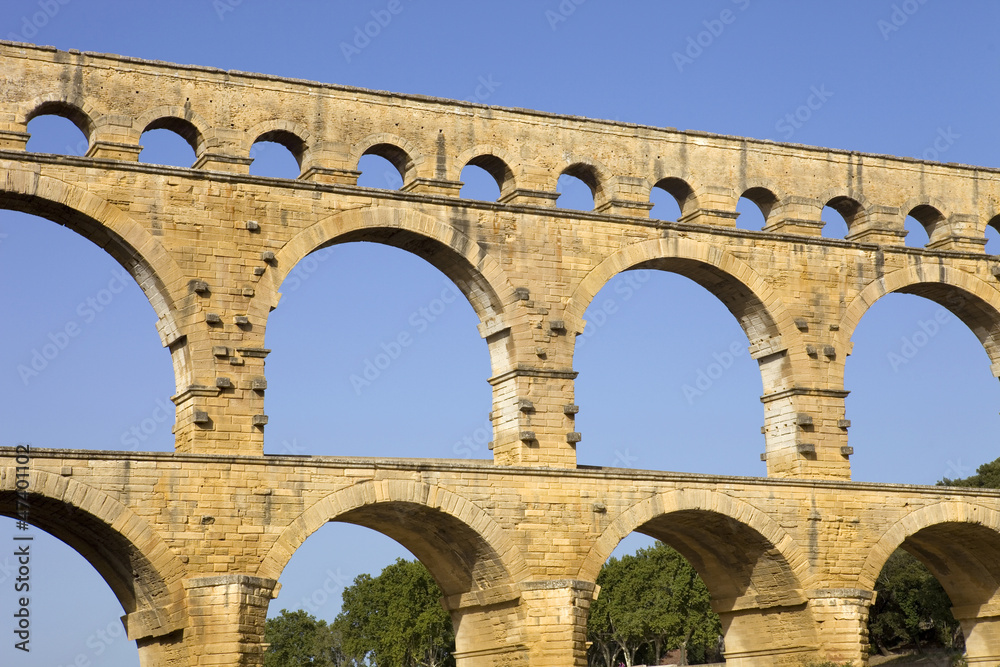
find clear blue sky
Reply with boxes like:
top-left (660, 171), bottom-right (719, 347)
top-left (2, 2), bottom-right (1000, 665)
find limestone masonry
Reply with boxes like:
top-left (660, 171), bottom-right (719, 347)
top-left (1, 41), bottom-right (999, 665)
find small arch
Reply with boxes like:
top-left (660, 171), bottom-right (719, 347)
top-left (142, 116), bottom-right (202, 157)
top-left (25, 99), bottom-right (95, 139)
top-left (25, 113), bottom-right (90, 156)
top-left (250, 129), bottom-right (305, 179)
top-left (460, 162), bottom-right (502, 201)
top-left (650, 177), bottom-right (694, 221)
top-left (557, 163), bottom-right (601, 210)
top-left (253, 129), bottom-right (306, 166)
top-left (903, 202), bottom-right (948, 248)
top-left (986, 215), bottom-right (1000, 255)
top-left (736, 187), bottom-right (777, 230)
top-left (824, 195), bottom-right (865, 238)
top-left (355, 135), bottom-right (418, 186)
top-left (463, 154), bottom-right (514, 199)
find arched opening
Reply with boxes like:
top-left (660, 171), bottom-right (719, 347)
top-left (459, 162), bottom-right (502, 201)
top-left (584, 498), bottom-right (815, 666)
top-left (735, 188), bottom-right (776, 231)
top-left (865, 517), bottom-right (1000, 663)
top-left (573, 267), bottom-right (766, 475)
top-left (264, 241), bottom-right (492, 459)
top-left (845, 290), bottom-right (1000, 484)
top-left (0, 208), bottom-right (175, 451)
top-left (25, 106), bottom-right (90, 156)
top-left (262, 487), bottom-right (526, 665)
top-left (649, 177), bottom-right (691, 221)
top-left (589, 533), bottom-right (722, 666)
top-left (0, 516), bottom-right (142, 666)
top-left (822, 197), bottom-right (865, 239)
top-left (358, 143), bottom-right (411, 189)
top-left (986, 215), bottom-right (1000, 255)
top-left (868, 548), bottom-right (963, 659)
top-left (557, 163), bottom-right (600, 210)
top-left (0, 481), bottom-right (186, 667)
top-left (904, 205), bottom-right (945, 248)
top-left (139, 117), bottom-right (200, 168)
top-left (822, 196), bottom-right (863, 239)
top-left (249, 130), bottom-right (304, 179)
top-left (461, 152), bottom-right (514, 201)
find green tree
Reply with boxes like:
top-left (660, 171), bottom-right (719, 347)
top-left (867, 550), bottom-right (960, 654)
top-left (587, 542), bottom-right (721, 666)
top-left (334, 558), bottom-right (454, 667)
top-left (938, 456), bottom-right (1000, 488)
top-left (265, 609), bottom-right (355, 667)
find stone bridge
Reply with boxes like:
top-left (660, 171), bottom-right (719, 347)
top-left (1, 41), bottom-right (1000, 665)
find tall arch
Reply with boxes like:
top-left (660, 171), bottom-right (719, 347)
top-left (0, 467), bottom-right (188, 645)
top-left (266, 205), bottom-right (515, 348)
top-left (840, 265), bottom-right (1000, 377)
top-left (567, 237), bottom-right (794, 365)
top-left (0, 167), bottom-right (185, 349)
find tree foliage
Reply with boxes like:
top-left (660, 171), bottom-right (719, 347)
top-left (938, 455), bottom-right (1000, 488)
top-left (587, 542), bottom-right (722, 666)
top-left (333, 558), bottom-right (455, 667)
top-left (867, 550), bottom-right (961, 653)
top-left (264, 609), bottom-right (355, 667)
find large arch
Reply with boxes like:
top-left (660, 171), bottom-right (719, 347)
top-left (580, 489), bottom-right (817, 664)
top-left (0, 166), bottom-right (185, 349)
top-left (566, 237), bottom-right (795, 363)
top-left (0, 466), bottom-right (188, 645)
top-left (861, 501), bottom-right (1000, 661)
top-left (266, 205), bottom-right (515, 348)
top-left (259, 479), bottom-right (529, 597)
top-left (840, 265), bottom-right (1000, 377)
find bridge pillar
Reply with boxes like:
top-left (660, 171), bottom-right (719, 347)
top-left (953, 606), bottom-right (1000, 665)
top-left (181, 574), bottom-right (278, 666)
top-left (806, 589), bottom-right (874, 665)
top-left (761, 387), bottom-right (851, 479)
top-left (518, 580), bottom-right (593, 666)
top-left (712, 597), bottom-right (821, 667)
top-left (489, 368), bottom-right (579, 467)
top-left (443, 586), bottom-right (529, 666)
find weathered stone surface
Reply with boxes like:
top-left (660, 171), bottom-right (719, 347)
top-left (3, 41), bottom-right (1000, 665)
